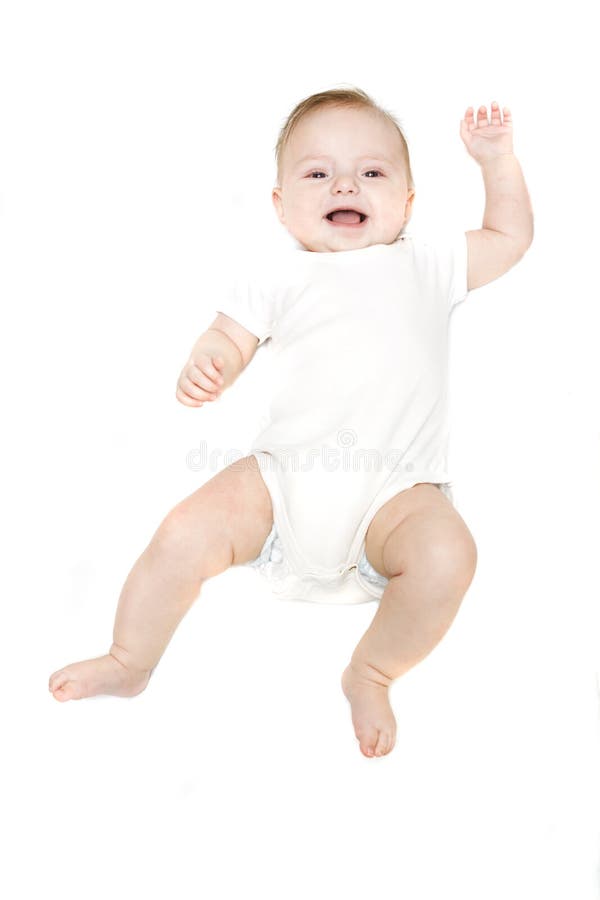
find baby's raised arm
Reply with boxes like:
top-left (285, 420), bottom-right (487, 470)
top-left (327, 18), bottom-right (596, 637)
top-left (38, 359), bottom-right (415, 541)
top-left (175, 314), bottom-right (260, 408)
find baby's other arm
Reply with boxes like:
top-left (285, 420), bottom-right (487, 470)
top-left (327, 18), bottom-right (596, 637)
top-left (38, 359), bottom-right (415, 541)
top-left (460, 102), bottom-right (534, 292)
top-left (175, 314), bottom-right (259, 407)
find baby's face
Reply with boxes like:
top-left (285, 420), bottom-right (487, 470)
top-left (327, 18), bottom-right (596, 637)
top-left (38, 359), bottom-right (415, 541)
top-left (272, 106), bottom-right (415, 253)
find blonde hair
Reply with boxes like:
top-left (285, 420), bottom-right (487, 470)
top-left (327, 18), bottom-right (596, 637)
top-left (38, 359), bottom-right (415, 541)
top-left (274, 86), bottom-right (414, 190)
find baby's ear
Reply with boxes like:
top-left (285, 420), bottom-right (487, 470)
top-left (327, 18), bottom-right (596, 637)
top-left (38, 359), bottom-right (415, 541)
top-left (403, 192), bottom-right (415, 227)
top-left (272, 188), bottom-right (285, 223)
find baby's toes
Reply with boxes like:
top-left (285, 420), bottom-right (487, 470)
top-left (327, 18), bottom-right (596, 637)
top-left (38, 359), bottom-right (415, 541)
top-left (53, 682), bottom-right (78, 702)
top-left (48, 669), bottom-right (66, 692)
top-left (358, 726), bottom-right (380, 757)
top-left (374, 729), bottom-right (394, 757)
top-left (49, 669), bottom-right (79, 702)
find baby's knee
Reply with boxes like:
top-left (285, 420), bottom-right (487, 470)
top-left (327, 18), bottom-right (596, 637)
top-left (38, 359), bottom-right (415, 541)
top-left (385, 516), bottom-right (477, 590)
top-left (155, 501), bottom-right (196, 544)
top-left (152, 501), bottom-right (233, 575)
top-left (428, 526), bottom-right (477, 593)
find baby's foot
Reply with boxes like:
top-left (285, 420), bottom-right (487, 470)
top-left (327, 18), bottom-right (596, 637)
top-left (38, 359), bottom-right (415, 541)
top-left (341, 662), bottom-right (397, 758)
top-left (48, 652), bottom-right (151, 702)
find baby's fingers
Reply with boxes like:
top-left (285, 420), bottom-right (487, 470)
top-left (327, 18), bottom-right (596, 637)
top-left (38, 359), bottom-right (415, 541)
top-left (176, 386), bottom-right (206, 407)
top-left (188, 362), bottom-right (223, 393)
top-left (178, 374), bottom-right (221, 404)
top-left (198, 355), bottom-right (225, 387)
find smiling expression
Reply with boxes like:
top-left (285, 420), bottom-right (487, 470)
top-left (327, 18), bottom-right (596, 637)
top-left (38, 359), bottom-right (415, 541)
top-left (272, 105), bottom-right (415, 253)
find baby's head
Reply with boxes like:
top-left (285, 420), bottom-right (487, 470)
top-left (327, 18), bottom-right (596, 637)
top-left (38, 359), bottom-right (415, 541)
top-left (272, 87), bottom-right (415, 253)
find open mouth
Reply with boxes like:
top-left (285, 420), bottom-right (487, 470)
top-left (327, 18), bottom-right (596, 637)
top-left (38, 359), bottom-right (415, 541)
top-left (325, 209), bottom-right (368, 227)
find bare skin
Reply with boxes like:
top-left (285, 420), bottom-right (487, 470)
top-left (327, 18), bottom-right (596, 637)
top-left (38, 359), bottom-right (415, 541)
top-left (49, 454), bottom-right (274, 702)
top-left (49, 463), bottom-right (476, 759)
top-left (341, 482), bottom-right (477, 757)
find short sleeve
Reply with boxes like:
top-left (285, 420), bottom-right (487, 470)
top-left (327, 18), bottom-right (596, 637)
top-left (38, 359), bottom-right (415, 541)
top-left (215, 256), bottom-right (275, 347)
top-left (405, 230), bottom-right (470, 313)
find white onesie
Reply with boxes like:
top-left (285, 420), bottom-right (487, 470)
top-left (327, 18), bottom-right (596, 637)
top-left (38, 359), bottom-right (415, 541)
top-left (215, 232), bottom-right (470, 604)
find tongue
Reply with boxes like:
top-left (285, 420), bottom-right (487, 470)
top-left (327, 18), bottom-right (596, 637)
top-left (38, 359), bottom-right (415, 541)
top-left (330, 210), bottom-right (361, 224)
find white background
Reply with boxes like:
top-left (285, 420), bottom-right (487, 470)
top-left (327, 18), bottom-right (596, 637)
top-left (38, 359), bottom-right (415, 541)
top-left (2, 1), bottom-right (600, 897)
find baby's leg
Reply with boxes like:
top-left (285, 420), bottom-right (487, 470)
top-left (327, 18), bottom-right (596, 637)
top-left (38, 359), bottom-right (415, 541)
top-left (49, 455), bottom-right (273, 701)
top-left (342, 483), bottom-right (477, 757)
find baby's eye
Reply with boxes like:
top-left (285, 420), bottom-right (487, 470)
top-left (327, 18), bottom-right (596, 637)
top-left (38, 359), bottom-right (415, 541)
top-left (307, 170), bottom-right (383, 179)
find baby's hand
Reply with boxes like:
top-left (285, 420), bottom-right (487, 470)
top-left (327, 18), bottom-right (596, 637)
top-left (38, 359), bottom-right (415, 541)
top-left (176, 353), bottom-right (225, 407)
top-left (460, 101), bottom-right (514, 165)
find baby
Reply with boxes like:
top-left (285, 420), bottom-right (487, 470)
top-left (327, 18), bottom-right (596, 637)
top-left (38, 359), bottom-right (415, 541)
top-left (49, 88), bottom-right (533, 759)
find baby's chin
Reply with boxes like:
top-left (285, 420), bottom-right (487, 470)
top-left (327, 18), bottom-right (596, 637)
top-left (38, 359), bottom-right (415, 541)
top-left (294, 219), bottom-right (407, 253)
top-left (296, 225), bottom-right (377, 253)
top-left (300, 239), bottom-right (373, 253)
